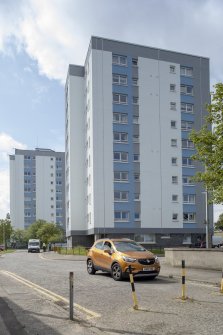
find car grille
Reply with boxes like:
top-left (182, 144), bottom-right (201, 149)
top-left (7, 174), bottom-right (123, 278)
top-left (138, 258), bottom-right (155, 265)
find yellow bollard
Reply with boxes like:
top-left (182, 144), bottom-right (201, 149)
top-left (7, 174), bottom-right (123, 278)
top-left (129, 265), bottom-right (139, 310)
top-left (220, 269), bottom-right (223, 293)
top-left (181, 260), bottom-right (186, 300)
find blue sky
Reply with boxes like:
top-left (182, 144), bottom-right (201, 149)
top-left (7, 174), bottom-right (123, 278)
top-left (0, 0), bottom-right (223, 220)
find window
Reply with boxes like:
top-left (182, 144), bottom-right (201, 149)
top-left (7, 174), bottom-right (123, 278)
top-left (134, 212), bottom-right (140, 221)
top-left (181, 85), bottom-right (193, 96)
top-left (182, 157), bottom-right (194, 167)
top-left (95, 241), bottom-right (104, 250)
top-left (181, 103), bottom-right (194, 113)
top-left (183, 212), bottom-right (196, 222)
top-left (113, 74), bottom-right (127, 85)
top-left (183, 194), bottom-right (196, 204)
top-left (170, 65), bottom-right (176, 73)
top-left (133, 116), bottom-right (139, 124)
top-left (133, 153), bottom-right (140, 162)
top-left (170, 84), bottom-right (176, 92)
top-left (114, 191), bottom-right (128, 201)
top-left (113, 132), bottom-right (128, 143)
top-left (170, 102), bottom-right (176, 110)
top-left (171, 139), bottom-right (177, 147)
top-left (180, 66), bottom-right (193, 77)
top-left (132, 58), bottom-right (138, 66)
top-left (181, 120), bottom-right (193, 131)
top-left (172, 213), bottom-right (178, 221)
top-left (134, 193), bottom-right (140, 200)
top-left (113, 152), bottom-right (128, 162)
top-left (171, 120), bottom-right (176, 128)
top-left (182, 176), bottom-right (194, 185)
top-left (114, 171), bottom-right (128, 182)
top-left (133, 134), bottom-right (139, 143)
top-left (112, 54), bottom-right (127, 66)
top-left (183, 234), bottom-right (192, 244)
top-left (172, 157), bottom-right (177, 165)
top-left (113, 93), bottom-right (128, 104)
top-left (132, 97), bottom-right (139, 104)
top-left (114, 211), bottom-right (129, 221)
top-left (182, 139), bottom-right (194, 149)
top-left (132, 78), bottom-right (138, 86)
top-left (172, 195), bottom-right (178, 202)
top-left (135, 234), bottom-right (156, 243)
top-left (172, 176), bottom-right (178, 184)
top-left (134, 173), bottom-right (140, 181)
top-left (113, 113), bottom-right (128, 124)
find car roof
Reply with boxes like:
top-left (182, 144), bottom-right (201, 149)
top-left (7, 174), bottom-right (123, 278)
top-left (94, 238), bottom-right (133, 243)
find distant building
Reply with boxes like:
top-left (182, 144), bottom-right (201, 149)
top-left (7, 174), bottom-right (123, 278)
top-left (10, 148), bottom-right (65, 230)
top-left (65, 36), bottom-right (213, 247)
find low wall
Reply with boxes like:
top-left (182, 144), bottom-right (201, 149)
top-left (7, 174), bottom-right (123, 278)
top-left (165, 248), bottom-right (223, 270)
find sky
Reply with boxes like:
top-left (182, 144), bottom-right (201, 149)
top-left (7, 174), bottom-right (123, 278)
top-left (0, 0), bottom-right (223, 221)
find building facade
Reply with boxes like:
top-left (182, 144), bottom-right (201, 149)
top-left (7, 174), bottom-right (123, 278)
top-left (65, 36), bottom-right (213, 247)
top-left (10, 148), bottom-right (65, 230)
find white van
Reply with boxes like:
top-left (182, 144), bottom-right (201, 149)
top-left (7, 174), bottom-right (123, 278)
top-left (212, 236), bottom-right (223, 248)
top-left (28, 239), bottom-right (40, 253)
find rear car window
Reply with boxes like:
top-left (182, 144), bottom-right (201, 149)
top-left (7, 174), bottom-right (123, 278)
top-left (94, 241), bottom-right (104, 250)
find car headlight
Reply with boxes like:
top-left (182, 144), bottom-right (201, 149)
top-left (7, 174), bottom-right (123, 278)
top-left (155, 256), bottom-right (159, 263)
top-left (122, 256), bottom-right (136, 263)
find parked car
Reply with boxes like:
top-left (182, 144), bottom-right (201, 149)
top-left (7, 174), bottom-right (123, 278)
top-left (0, 244), bottom-right (5, 251)
top-left (87, 238), bottom-right (160, 281)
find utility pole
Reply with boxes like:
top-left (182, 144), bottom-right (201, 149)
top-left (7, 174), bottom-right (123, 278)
top-left (205, 189), bottom-right (211, 248)
top-left (3, 222), bottom-right (6, 250)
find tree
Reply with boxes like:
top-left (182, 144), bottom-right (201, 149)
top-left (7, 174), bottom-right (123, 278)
top-left (36, 223), bottom-right (64, 244)
top-left (26, 219), bottom-right (46, 240)
top-left (10, 229), bottom-right (28, 247)
top-left (26, 220), bottom-right (64, 244)
top-left (190, 83), bottom-right (223, 203)
top-left (215, 213), bottom-right (223, 231)
top-left (0, 214), bottom-right (13, 247)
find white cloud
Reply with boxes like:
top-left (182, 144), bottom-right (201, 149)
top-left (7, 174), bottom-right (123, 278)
top-left (0, 133), bottom-right (26, 219)
top-left (0, 0), bottom-right (223, 85)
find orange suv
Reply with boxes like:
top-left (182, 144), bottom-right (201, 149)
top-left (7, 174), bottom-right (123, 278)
top-left (87, 238), bottom-right (160, 281)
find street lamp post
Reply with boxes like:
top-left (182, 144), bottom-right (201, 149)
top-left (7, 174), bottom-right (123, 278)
top-left (205, 189), bottom-right (211, 249)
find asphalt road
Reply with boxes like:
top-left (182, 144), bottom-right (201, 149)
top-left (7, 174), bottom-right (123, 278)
top-left (0, 250), bottom-right (223, 335)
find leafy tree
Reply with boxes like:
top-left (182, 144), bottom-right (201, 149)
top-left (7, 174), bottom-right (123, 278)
top-left (0, 213), bottom-right (13, 247)
top-left (10, 229), bottom-right (28, 247)
top-left (215, 213), bottom-right (223, 231)
top-left (190, 83), bottom-right (223, 203)
top-left (26, 219), bottom-right (46, 240)
top-left (26, 220), bottom-right (64, 244)
top-left (36, 222), bottom-right (63, 244)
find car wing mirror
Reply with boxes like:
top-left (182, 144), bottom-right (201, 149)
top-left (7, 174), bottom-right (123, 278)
top-left (104, 249), bottom-right (112, 255)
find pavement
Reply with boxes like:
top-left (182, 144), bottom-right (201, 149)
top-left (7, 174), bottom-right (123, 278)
top-left (0, 251), bottom-right (222, 334)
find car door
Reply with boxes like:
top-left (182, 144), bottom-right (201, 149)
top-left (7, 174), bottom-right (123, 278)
top-left (99, 241), bottom-right (113, 270)
top-left (91, 241), bottom-right (105, 268)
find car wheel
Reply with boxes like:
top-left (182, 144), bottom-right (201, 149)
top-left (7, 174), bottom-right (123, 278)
top-left (111, 263), bottom-right (123, 281)
top-left (87, 259), bottom-right (96, 274)
top-left (148, 275), bottom-right (157, 280)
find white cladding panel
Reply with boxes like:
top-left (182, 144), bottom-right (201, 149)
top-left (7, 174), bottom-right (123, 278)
top-left (10, 155), bottom-right (24, 229)
top-left (91, 49), bottom-right (114, 228)
top-left (36, 156), bottom-right (55, 222)
top-left (139, 58), bottom-right (183, 228)
top-left (67, 75), bottom-right (85, 231)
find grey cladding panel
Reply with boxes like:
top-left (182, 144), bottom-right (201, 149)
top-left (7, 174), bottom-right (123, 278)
top-left (69, 65), bottom-right (85, 77)
top-left (91, 37), bottom-right (209, 65)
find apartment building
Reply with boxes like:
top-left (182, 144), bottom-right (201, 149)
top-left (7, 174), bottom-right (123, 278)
top-left (65, 36), bottom-right (213, 247)
top-left (10, 148), bottom-right (65, 230)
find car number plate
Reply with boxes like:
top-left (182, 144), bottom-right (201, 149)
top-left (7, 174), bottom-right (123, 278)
top-left (143, 267), bottom-right (155, 271)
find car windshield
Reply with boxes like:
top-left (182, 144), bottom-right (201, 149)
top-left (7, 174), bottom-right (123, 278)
top-left (113, 241), bottom-right (146, 252)
top-left (29, 242), bottom-right (39, 246)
